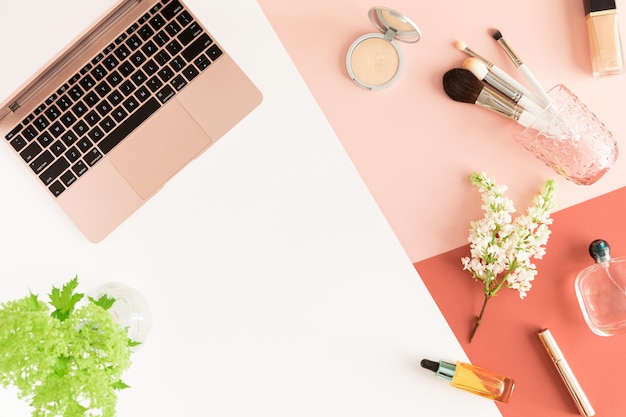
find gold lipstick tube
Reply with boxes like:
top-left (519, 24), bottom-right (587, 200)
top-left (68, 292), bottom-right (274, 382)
top-left (537, 329), bottom-right (595, 417)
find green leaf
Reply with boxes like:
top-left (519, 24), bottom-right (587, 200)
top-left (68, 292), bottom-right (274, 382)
top-left (128, 339), bottom-right (141, 347)
top-left (112, 380), bottom-right (130, 390)
top-left (28, 291), bottom-right (42, 311)
top-left (89, 294), bottom-right (116, 311)
top-left (49, 276), bottom-right (84, 321)
top-left (53, 355), bottom-right (71, 377)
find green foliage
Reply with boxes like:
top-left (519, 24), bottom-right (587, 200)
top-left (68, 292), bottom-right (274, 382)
top-left (49, 276), bottom-right (84, 321)
top-left (0, 277), bottom-right (134, 417)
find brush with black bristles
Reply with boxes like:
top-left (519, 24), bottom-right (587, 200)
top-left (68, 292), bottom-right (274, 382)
top-left (442, 68), bottom-right (549, 130)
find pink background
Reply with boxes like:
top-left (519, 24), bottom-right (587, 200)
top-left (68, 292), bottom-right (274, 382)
top-left (257, 0), bottom-right (626, 416)
top-left (257, 0), bottom-right (626, 262)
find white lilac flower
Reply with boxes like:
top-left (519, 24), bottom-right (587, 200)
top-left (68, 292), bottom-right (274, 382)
top-left (464, 172), bottom-right (557, 342)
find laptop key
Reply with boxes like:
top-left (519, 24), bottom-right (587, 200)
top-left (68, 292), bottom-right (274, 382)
top-left (10, 135), bottom-right (27, 152)
top-left (5, 124), bottom-right (23, 141)
top-left (65, 146), bottom-right (81, 163)
top-left (84, 148), bottom-right (103, 166)
top-left (45, 105), bottom-right (61, 121)
top-left (60, 170), bottom-right (77, 187)
top-left (147, 76), bottom-right (163, 92)
top-left (77, 138), bottom-right (93, 152)
top-left (171, 74), bottom-right (187, 91)
top-left (176, 11), bottom-right (192, 27)
top-left (51, 140), bottom-right (67, 156)
top-left (91, 64), bottom-right (108, 81)
top-left (37, 132), bottom-right (54, 147)
top-left (72, 102), bottom-right (88, 117)
top-left (99, 117), bottom-right (116, 133)
top-left (123, 96), bottom-right (140, 112)
top-left (178, 22), bottom-right (202, 46)
top-left (20, 142), bottom-right (42, 163)
top-left (49, 180), bottom-right (65, 197)
top-left (61, 131), bottom-right (78, 146)
top-left (138, 24), bottom-right (154, 41)
top-left (162, 0), bottom-right (183, 20)
top-left (156, 85), bottom-right (175, 104)
top-left (182, 33), bottom-right (212, 62)
top-left (30, 150), bottom-right (54, 174)
top-left (72, 160), bottom-right (88, 177)
top-left (182, 64), bottom-right (199, 81)
top-left (57, 95), bottom-right (73, 110)
top-left (33, 116), bottom-right (49, 131)
top-left (135, 86), bottom-right (150, 102)
top-left (165, 21), bottom-right (181, 37)
top-left (39, 157), bottom-right (70, 186)
top-left (60, 113), bottom-right (77, 128)
top-left (98, 97), bottom-right (160, 154)
top-left (23, 125), bottom-right (39, 140)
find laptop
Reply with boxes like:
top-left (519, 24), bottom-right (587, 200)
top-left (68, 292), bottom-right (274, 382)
top-left (0, 0), bottom-right (262, 242)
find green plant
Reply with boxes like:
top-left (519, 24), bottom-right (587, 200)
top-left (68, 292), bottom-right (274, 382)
top-left (0, 277), bottom-right (136, 417)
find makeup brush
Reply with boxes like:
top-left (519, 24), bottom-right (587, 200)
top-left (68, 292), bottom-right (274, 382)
top-left (462, 57), bottom-right (546, 118)
top-left (442, 68), bottom-right (549, 131)
top-left (490, 29), bottom-right (552, 107)
top-left (454, 40), bottom-right (541, 105)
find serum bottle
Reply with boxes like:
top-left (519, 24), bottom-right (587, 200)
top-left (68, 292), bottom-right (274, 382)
top-left (420, 359), bottom-right (515, 403)
top-left (575, 239), bottom-right (626, 335)
top-left (584, 0), bottom-right (625, 77)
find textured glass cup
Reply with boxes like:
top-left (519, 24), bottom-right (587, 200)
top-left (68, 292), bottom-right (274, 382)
top-left (513, 84), bottom-right (618, 185)
top-left (89, 282), bottom-right (152, 349)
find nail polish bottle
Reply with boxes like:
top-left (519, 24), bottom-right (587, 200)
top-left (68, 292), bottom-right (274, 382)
top-left (583, 0), bottom-right (625, 77)
top-left (420, 359), bottom-right (515, 403)
top-left (575, 239), bottom-right (626, 336)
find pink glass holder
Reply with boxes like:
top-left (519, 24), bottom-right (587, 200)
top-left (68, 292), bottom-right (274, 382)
top-left (513, 84), bottom-right (618, 185)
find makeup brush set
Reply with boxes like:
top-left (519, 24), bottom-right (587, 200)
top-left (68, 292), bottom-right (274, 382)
top-left (443, 30), bottom-right (619, 186)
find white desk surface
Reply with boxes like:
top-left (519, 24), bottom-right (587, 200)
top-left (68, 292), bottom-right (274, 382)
top-left (0, 1), bottom-right (501, 416)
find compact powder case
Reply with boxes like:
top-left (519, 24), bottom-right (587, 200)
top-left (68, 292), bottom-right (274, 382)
top-left (346, 7), bottom-right (421, 90)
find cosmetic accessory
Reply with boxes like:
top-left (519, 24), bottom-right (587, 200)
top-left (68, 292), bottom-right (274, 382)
top-left (442, 68), bottom-right (549, 131)
top-left (537, 329), bottom-right (595, 417)
top-left (584, 0), bottom-right (625, 77)
top-left (455, 40), bottom-right (542, 106)
top-left (575, 239), bottom-right (626, 335)
top-left (513, 84), bottom-right (618, 185)
top-left (462, 57), bottom-right (546, 117)
top-left (420, 359), bottom-right (515, 403)
top-left (346, 7), bottom-right (420, 90)
top-left (490, 29), bottom-right (552, 107)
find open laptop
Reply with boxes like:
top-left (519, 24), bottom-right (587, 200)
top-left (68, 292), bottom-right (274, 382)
top-left (0, 0), bottom-right (262, 242)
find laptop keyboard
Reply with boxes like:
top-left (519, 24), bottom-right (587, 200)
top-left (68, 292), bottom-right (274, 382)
top-left (3, 0), bottom-right (223, 197)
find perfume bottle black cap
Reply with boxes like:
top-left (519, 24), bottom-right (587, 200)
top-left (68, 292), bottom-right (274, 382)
top-left (589, 239), bottom-right (611, 263)
top-left (584, 0), bottom-right (617, 15)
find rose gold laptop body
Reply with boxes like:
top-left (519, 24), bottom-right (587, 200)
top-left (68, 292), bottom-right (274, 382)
top-left (0, 0), bottom-right (262, 242)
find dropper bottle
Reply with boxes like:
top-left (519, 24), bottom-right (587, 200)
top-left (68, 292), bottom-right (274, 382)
top-left (420, 359), bottom-right (515, 403)
top-left (575, 239), bottom-right (626, 336)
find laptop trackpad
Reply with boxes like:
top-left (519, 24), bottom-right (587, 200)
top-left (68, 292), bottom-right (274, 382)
top-left (108, 99), bottom-right (212, 199)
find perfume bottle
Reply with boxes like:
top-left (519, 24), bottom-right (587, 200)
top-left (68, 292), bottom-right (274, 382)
top-left (575, 239), bottom-right (626, 336)
top-left (420, 359), bottom-right (515, 403)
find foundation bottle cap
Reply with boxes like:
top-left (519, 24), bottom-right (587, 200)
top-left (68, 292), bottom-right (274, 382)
top-left (584, 0), bottom-right (617, 15)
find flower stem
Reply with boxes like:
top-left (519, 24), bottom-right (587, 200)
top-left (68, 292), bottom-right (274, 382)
top-left (469, 294), bottom-right (491, 343)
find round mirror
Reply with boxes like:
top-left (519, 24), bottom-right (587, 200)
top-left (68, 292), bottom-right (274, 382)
top-left (368, 7), bottom-right (421, 44)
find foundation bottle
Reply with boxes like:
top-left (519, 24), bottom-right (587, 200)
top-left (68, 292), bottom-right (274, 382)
top-left (584, 0), bottom-right (625, 77)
